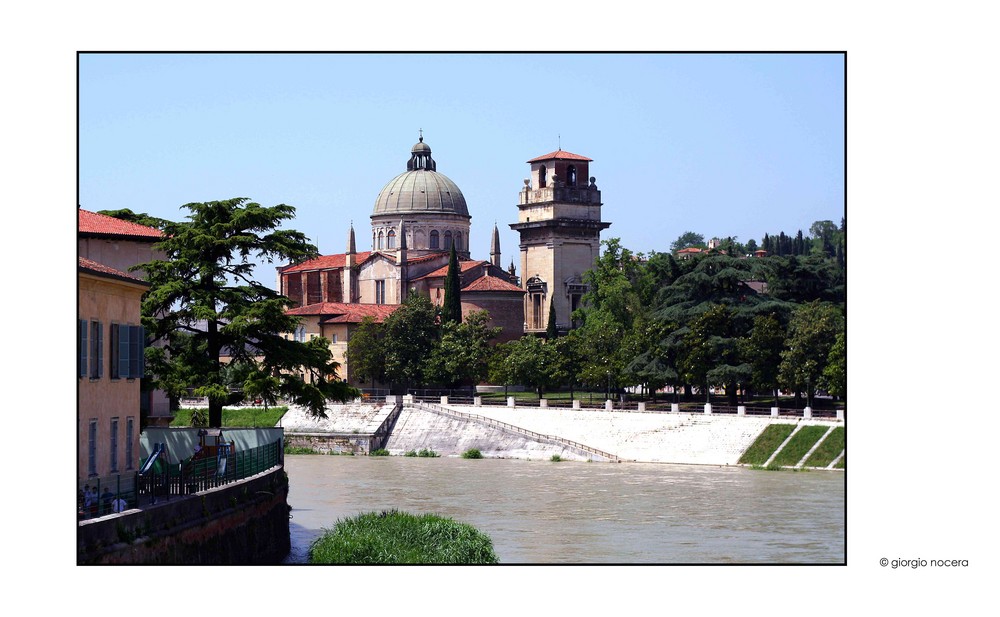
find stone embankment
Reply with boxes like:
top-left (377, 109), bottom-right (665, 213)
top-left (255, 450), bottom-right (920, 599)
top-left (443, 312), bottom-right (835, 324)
top-left (283, 400), bottom-right (842, 466)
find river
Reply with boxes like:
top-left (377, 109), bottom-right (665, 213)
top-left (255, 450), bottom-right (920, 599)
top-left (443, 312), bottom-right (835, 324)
top-left (283, 455), bottom-right (844, 564)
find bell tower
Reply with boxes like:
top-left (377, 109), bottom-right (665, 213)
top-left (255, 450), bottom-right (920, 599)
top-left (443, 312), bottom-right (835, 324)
top-left (510, 149), bottom-right (611, 334)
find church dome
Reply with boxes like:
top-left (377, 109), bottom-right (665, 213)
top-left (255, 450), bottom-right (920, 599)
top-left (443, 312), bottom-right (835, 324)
top-left (373, 137), bottom-right (470, 218)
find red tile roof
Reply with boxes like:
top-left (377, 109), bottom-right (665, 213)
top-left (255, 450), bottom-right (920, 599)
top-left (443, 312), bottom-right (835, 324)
top-left (462, 275), bottom-right (525, 293)
top-left (413, 260), bottom-right (490, 281)
top-left (78, 256), bottom-right (148, 284)
top-left (78, 209), bottom-right (163, 239)
top-left (281, 251), bottom-right (374, 273)
top-left (527, 150), bottom-right (593, 163)
top-left (286, 302), bottom-right (399, 324)
top-left (676, 247), bottom-right (704, 254)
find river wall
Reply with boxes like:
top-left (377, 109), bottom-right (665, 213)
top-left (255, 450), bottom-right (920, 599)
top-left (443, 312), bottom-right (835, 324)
top-left (77, 467), bottom-right (290, 565)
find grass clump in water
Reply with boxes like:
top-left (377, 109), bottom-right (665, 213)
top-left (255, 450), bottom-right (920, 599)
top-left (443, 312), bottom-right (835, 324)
top-left (308, 510), bottom-right (499, 564)
top-left (550, 454), bottom-right (563, 462)
top-left (462, 448), bottom-right (483, 459)
top-left (370, 448), bottom-right (390, 456)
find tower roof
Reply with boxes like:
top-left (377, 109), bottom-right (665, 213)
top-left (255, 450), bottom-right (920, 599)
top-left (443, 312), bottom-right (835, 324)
top-left (526, 150), bottom-right (592, 163)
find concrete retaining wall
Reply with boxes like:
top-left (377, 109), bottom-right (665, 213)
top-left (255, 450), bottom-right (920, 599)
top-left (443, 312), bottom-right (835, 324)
top-left (77, 467), bottom-right (290, 565)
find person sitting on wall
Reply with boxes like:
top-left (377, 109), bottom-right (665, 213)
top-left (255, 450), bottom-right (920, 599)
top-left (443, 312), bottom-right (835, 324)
top-left (111, 495), bottom-right (129, 513)
top-left (84, 485), bottom-right (97, 516)
top-left (100, 487), bottom-right (114, 515)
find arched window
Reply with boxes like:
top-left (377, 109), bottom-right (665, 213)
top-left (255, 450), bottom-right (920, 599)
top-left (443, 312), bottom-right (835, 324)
top-left (539, 165), bottom-right (547, 188)
top-left (430, 229), bottom-right (440, 249)
top-left (455, 232), bottom-right (462, 251)
top-left (377, 231), bottom-right (384, 250)
top-left (387, 229), bottom-right (396, 249)
top-left (444, 231), bottom-right (453, 250)
top-left (567, 165), bottom-right (577, 186)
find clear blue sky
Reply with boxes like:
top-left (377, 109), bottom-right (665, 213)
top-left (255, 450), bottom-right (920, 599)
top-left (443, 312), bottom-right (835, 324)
top-left (79, 53), bottom-right (843, 284)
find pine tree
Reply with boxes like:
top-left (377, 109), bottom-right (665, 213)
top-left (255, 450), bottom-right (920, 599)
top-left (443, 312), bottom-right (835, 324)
top-left (546, 301), bottom-right (558, 339)
top-left (442, 244), bottom-right (462, 324)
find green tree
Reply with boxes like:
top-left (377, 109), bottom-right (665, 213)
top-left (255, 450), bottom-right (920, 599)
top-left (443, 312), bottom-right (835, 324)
top-left (821, 330), bottom-right (846, 399)
top-left (739, 313), bottom-right (786, 405)
top-left (382, 294), bottom-right (440, 392)
top-left (670, 231), bottom-right (706, 253)
top-left (546, 301), bottom-right (558, 339)
top-left (503, 335), bottom-right (560, 399)
top-left (98, 208), bottom-right (172, 230)
top-left (441, 244), bottom-right (462, 324)
top-left (778, 301), bottom-right (845, 407)
top-left (140, 198), bottom-right (356, 426)
top-left (677, 304), bottom-right (744, 404)
top-left (428, 310), bottom-right (501, 389)
top-left (345, 316), bottom-right (386, 390)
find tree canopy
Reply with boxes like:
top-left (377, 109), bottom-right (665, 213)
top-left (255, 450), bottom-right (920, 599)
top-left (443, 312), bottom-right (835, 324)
top-left (140, 198), bottom-right (357, 426)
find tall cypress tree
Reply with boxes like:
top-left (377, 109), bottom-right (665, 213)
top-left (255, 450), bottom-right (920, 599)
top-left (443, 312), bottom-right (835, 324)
top-left (546, 301), bottom-right (558, 339)
top-left (442, 244), bottom-right (462, 324)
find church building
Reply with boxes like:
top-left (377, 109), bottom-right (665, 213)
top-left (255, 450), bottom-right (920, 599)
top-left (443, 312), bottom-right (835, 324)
top-left (276, 135), bottom-right (611, 384)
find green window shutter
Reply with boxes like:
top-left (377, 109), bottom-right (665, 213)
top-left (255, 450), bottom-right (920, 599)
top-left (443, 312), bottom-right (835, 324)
top-left (110, 324), bottom-right (119, 378)
top-left (119, 324), bottom-right (131, 378)
top-left (79, 319), bottom-right (88, 378)
top-left (96, 322), bottom-right (104, 378)
top-left (129, 325), bottom-right (142, 378)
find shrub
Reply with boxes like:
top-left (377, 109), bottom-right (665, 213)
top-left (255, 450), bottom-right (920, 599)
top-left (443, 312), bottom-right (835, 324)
top-left (462, 449), bottom-right (483, 459)
top-left (550, 454), bottom-right (562, 462)
top-left (284, 445), bottom-right (320, 455)
top-left (417, 448), bottom-right (439, 458)
top-left (308, 510), bottom-right (499, 564)
top-left (370, 449), bottom-right (390, 456)
top-left (190, 408), bottom-right (208, 427)
top-left (404, 450), bottom-right (418, 457)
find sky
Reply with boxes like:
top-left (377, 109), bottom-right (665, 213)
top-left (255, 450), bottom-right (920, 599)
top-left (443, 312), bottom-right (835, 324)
top-left (79, 52), bottom-right (844, 285)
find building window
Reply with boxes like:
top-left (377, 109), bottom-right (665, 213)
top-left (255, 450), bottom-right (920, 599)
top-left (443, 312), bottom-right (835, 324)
top-left (111, 324), bottom-right (145, 379)
top-left (455, 232), bottom-right (462, 251)
top-left (88, 419), bottom-right (97, 477)
top-left (79, 319), bottom-right (88, 378)
top-left (387, 229), bottom-right (396, 249)
top-left (126, 417), bottom-right (135, 471)
top-left (430, 230), bottom-right (439, 249)
top-left (444, 231), bottom-right (453, 250)
top-left (294, 326), bottom-right (306, 342)
top-left (331, 333), bottom-right (338, 344)
top-left (567, 165), bottom-right (577, 186)
top-left (110, 418), bottom-right (119, 473)
top-left (375, 280), bottom-right (386, 304)
top-left (377, 231), bottom-right (384, 250)
top-left (539, 165), bottom-right (547, 188)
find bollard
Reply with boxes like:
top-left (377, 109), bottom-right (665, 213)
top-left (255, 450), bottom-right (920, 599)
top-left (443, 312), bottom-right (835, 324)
top-left (837, 408), bottom-right (844, 421)
top-left (704, 403), bottom-right (712, 414)
top-left (804, 406), bottom-right (812, 419)
top-left (738, 406), bottom-right (746, 416)
top-left (441, 396), bottom-right (449, 406)
top-left (540, 399), bottom-right (548, 408)
top-left (605, 400), bottom-right (613, 411)
top-left (573, 400), bottom-right (581, 410)
top-left (474, 396), bottom-right (482, 407)
top-left (402, 394), bottom-right (414, 406)
top-left (637, 402), bottom-right (646, 412)
top-left (671, 403), bottom-right (679, 413)
top-left (507, 396), bottom-right (515, 407)
top-left (771, 407), bottom-right (780, 417)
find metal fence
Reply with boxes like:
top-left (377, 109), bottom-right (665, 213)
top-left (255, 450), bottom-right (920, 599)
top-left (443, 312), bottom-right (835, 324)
top-left (78, 438), bottom-right (283, 520)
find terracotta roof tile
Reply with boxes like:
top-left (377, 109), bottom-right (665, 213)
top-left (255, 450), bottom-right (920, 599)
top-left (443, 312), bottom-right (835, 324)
top-left (527, 150), bottom-right (593, 163)
top-left (462, 275), bottom-right (525, 293)
top-left (78, 209), bottom-right (163, 239)
top-left (281, 251), bottom-right (374, 273)
top-left (413, 260), bottom-right (490, 281)
top-left (78, 256), bottom-right (148, 284)
top-left (286, 302), bottom-right (399, 324)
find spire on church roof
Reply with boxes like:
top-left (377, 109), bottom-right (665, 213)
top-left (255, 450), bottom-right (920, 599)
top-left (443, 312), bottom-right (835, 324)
top-left (490, 223), bottom-right (501, 267)
top-left (347, 222), bottom-right (356, 255)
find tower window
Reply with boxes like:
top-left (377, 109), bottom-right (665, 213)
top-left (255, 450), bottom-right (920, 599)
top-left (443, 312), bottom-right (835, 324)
top-left (567, 165), bottom-right (577, 186)
top-left (539, 165), bottom-right (547, 188)
top-left (444, 231), bottom-right (453, 250)
top-left (377, 231), bottom-right (384, 250)
top-left (455, 232), bottom-right (462, 251)
top-left (430, 230), bottom-right (439, 249)
top-left (387, 229), bottom-right (396, 249)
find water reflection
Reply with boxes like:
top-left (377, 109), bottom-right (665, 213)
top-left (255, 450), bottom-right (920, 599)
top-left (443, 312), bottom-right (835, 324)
top-left (284, 456), bottom-right (844, 564)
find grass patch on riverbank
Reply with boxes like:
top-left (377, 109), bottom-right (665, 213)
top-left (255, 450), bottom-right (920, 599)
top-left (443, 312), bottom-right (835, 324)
top-left (772, 425), bottom-right (829, 467)
top-left (171, 406), bottom-right (287, 427)
top-left (739, 424), bottom-right (796, 465)
top-left (461, 449), bottom-right (483, 459)
top-left (308, 510), bottom-right (499, 564)
top-left (404, 448), bottom-right (440, 457)
top-left (804, 427), bottom-right (845, 467)
top-left (284, 445), bottom-right (321, 455)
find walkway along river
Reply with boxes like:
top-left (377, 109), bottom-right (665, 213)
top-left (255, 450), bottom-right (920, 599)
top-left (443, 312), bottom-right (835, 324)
top-left (283, 456), bottom-right (845, 564)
